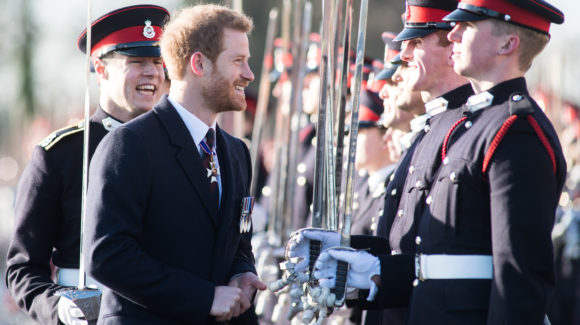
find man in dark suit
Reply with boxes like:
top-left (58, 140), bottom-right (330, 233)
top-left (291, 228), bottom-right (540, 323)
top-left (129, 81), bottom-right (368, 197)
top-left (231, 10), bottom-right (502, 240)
top-left (83, 4), bottom-right (265, 324)
top-left (5, 5), bottom-right (169, 324)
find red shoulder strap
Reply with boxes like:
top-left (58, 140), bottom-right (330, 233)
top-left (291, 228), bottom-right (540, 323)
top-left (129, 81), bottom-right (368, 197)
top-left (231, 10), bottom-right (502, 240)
top-left (482, 115), bottom-right (556, 176)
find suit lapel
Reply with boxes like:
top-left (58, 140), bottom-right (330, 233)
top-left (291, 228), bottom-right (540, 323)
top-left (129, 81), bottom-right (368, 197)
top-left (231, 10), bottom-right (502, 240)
top-left (154, 98), bottom-right (219, 228)
top-left (211, 126), bottom-right (238, 283)
top-left (216, 125), bottom-right (235, 224)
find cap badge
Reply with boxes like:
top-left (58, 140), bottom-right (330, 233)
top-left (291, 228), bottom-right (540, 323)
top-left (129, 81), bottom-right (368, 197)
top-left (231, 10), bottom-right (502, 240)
top-left (143, 20), bottom-right (155, 39)
top-left (405, 2), bottom-right (411, 21)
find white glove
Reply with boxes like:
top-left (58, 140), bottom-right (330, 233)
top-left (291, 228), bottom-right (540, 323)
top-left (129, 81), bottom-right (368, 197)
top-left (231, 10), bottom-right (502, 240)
top-left (314, 248), bottom-right (381, 301)
top-left (286, 228), bottom-right (341, 273)
top-left (58, 296), bottom-right (88, 325)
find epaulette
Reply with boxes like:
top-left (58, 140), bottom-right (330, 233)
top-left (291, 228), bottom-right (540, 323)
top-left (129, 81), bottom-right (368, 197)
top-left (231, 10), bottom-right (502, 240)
top-left (39, 121), bottom-right (84, 150)
top-left (483, 92), bottom-right (556, 176)
top-left (508, 92), bottom-right (534, 116)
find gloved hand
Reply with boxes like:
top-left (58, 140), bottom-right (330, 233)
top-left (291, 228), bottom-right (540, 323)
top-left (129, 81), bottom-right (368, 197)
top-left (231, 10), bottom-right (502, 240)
top-left (313, 248), bottom-right (381, 301)
top-left (286, 228), bottom-right (341, 273)
top-left (58, 296), bottom-right (88, 325)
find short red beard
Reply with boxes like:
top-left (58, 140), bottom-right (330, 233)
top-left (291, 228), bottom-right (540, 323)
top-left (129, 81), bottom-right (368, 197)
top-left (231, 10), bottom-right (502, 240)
top-left (202, 68), bottom-right (247, 113)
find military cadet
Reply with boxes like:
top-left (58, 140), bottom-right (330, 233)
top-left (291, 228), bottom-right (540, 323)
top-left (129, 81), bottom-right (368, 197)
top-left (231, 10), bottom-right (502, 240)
top-left (5, 5), bottom-right (168, 325)
top-left (297, 0), bottom-right (567, 324)
top-left (357, 3), bottom-right (474, 322)
top-left (349, 88), bottom-right (396, 237)
top-left (338, 86), bottom-right (398, 325)
top-left (83, 4), bottom-right (266, 324)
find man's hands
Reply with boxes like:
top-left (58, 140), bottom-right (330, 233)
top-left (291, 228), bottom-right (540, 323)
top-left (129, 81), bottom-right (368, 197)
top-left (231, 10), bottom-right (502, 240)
top-left (210, 286), bottom-right (249, 322)
top-left (210, 272), bottom-right (266, 322)
top-left (228, 272), bottom-right (267, 302)
top-left (57, 296), bottom-right (87, 325)
top-left (286, 228), bottom-right (341, 272)
top-left (314, 248), bottom-right (381, 301)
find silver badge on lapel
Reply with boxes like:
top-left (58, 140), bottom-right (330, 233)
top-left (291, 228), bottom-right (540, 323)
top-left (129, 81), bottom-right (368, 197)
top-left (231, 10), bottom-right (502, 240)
top-left (239, 197), bottom-right (254, 233)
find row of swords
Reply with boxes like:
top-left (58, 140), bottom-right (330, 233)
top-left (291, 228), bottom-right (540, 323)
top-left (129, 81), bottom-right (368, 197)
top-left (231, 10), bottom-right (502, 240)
top-left (250, 0), bottom-right (370, 323)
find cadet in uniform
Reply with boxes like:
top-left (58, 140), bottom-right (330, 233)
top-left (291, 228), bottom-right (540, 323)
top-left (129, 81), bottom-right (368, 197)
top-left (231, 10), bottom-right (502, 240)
top-left (5, 5), bottom-right (168, 325)
top-left (350, 88), bottom-right (395, 237)
top-left (301, 0), bottom-right (567, 324)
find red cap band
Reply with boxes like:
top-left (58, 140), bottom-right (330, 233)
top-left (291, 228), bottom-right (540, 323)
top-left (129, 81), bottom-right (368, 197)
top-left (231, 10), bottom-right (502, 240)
top-left (406, 5), bottom-right (451, 23)
top-left (463, 0), bottom-right (551, 33)
top-left (92, 25), bottom-right (163, 57)
top-left (359, 105), bottom-right (381, 122)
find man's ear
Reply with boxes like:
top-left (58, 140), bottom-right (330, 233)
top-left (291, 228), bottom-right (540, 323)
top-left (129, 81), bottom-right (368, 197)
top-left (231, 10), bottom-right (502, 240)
top-left (94, 58), bottom-right (108, 79)
top-left (498, 35), bottom-right (520, 55)
top-left (190, 51), bottom-right (206, 76)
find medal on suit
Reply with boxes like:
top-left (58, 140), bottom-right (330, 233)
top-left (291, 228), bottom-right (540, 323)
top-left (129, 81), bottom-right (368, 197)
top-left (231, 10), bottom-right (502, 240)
top-left (239, 197), bottom-right (254, 233)
top-left (200, 140), bottom-right (219, 183)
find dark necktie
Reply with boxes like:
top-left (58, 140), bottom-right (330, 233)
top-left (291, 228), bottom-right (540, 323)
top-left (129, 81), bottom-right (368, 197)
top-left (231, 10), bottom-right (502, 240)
top-left (201, 128), bottom-right (219, 209)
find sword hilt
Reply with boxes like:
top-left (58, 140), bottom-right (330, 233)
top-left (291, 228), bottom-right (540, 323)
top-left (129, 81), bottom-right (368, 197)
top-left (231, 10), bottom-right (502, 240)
top-left (56, 287), bottom-right (101, 324)
top-left (309, 239), bottom-right (322, 284)
top-left (332, 260), bottom-right (349, 306)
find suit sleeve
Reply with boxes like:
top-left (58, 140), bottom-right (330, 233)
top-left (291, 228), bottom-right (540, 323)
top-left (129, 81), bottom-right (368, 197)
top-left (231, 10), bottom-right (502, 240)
top-left (5, 146), bottom-right (65, 325)
top-left (486, 119), bottom-right (559, 325)
top-left (228, 139), bottom-right (257, 279)
top-left (83, 128), bottom-right (215, 323)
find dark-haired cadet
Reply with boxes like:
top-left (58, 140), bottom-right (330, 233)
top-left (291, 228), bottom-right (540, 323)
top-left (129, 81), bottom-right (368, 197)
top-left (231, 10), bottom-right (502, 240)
top-left (5, 5), bottom-right (169, 324)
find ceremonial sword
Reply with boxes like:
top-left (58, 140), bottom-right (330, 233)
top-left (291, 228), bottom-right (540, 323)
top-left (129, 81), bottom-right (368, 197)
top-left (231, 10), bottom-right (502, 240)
top-left (332, 0), bottom-right (369, 307)
top-left (55, 0), bottom-right (101, 323)
top-left (250, 8), bottom-right (278, 199)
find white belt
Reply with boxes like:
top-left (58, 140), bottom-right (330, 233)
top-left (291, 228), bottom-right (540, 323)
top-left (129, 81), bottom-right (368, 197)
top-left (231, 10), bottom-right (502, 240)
top-left (415, 254), bottom-right (493, 281)
top-left (57, 268), bottom-right (102, 289)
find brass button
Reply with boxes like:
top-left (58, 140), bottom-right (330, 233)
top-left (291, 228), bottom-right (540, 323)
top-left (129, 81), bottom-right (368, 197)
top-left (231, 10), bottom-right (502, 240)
top-left (450, 172), bottom-right (457, 182)
top-left (297, 163), bottom-right (307, 173)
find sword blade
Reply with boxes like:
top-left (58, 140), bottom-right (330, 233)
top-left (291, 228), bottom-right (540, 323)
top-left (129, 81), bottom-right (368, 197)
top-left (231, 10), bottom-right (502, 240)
top-left (334, 0), bottom-right (369, 306)
top-left (250, 8), bottom-right (279, 198)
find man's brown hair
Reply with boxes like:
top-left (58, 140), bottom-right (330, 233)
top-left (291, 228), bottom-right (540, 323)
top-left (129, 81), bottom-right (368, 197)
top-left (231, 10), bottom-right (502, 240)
top-left (492, 21), bottom-right (549, 71)
top-left (160, 4), bottom-right (253, 80)
top-left (435, 30), bottom-right (452, 47)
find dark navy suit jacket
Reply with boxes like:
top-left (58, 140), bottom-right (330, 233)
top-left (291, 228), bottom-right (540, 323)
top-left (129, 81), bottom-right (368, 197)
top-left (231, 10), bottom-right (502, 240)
top-left (83, 96), bottom-right (256, 324)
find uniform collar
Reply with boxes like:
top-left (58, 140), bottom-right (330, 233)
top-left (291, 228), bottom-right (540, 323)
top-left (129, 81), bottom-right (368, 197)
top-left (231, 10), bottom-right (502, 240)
top-left (410, 114), bottom-right (431, 135)
top-left (424, 83), bottom-right (474, 116)
top-left (441, 83), bottom-right (474, 109)
top-left (425, 97), bottom-right (449, 116)
top-left (464, 77), bottom-right (528, 114)
top-left (367, 164), bottom-right (397, 193)
top-left (91, 107), bottom-right (124, 131)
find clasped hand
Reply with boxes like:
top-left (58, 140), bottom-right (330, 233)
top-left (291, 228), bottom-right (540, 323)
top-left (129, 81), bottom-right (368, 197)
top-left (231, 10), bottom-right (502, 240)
top-left (210, 272), bottom-right (266, 321)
